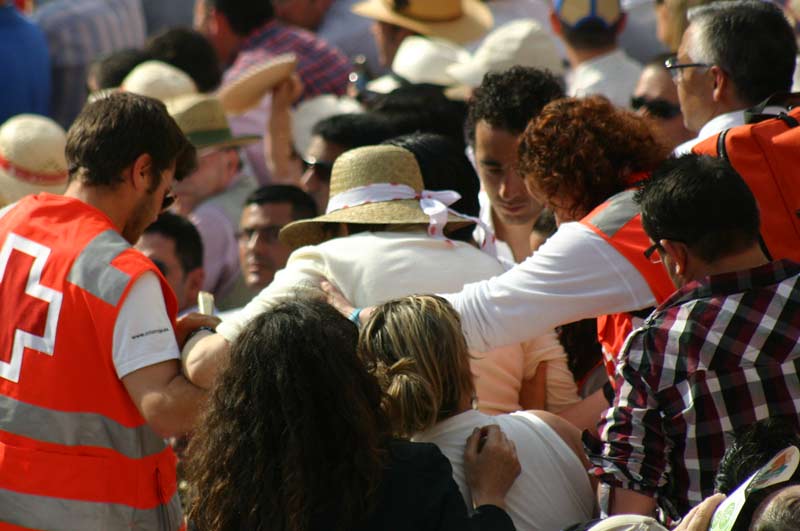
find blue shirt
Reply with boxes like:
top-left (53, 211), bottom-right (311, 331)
top-left (0, 5), bottom-right (50, 123)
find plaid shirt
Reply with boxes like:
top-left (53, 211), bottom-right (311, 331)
top-left (585, 260), bottom-right (800, 519)
top-left (225, 19), bottom-right (350, 102)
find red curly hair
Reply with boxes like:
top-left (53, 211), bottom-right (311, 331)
top-left (519, 95), bottom-right (670, 220)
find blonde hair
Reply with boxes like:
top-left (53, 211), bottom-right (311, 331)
top-left (359, 295), bottom-right (475, 438)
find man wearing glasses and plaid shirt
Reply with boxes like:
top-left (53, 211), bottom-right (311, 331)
top-left (585, 155), bottom-right (800, 524)
top-left (668, 0), bottom-right (796, 155)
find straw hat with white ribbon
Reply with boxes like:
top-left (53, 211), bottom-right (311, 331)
top-left (0, 114), bottom-right (68, 204)
top-left (279, 145), bottom-right (475, 249)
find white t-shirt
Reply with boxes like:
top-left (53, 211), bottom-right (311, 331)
top-left (444, 221), bottom-right (655, 352)
top-left (415, 409), bottom-right (595, 530)
top-left (112, 271), bottom-right (180, 378)
top-left (567, 48), bottom-right (642, 108)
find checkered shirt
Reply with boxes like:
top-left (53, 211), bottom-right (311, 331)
top-left (225, 19), bottom-right (350, 102)
top-left (585, 260), bottom-right (800, 519)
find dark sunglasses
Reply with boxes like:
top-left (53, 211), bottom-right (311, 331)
top-left (302, 158), bottom-right (335, 182)
top-left (631, 96), bottom-right (682, 120)
top-left (161, 193), bottom-right (176, 212)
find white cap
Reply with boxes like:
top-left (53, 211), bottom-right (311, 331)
top-left (291, 95), bottom-right (364, 156)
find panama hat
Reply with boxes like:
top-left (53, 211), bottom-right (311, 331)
top-left (279, 145), bottom-right (474, 249)
top-left (447, 20), bottom-right (565, 88)
top-left (121, 60), bottom-right (198, 102)
top-left (217, 54), bottom-right (298, 115)
top-left (292, 95), bottom-right (363, 156)
top-left (352, 0), bottom-right (493, 45)
top-left (166, 93), bottom-right (261, 151)
top-left (0, 114), bottom-right (68, 203)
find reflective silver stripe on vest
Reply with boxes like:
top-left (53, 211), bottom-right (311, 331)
top-left (0, 393), bottom-right (167, 459)
top-left (0, 488), bottom-right (182, 531)
top-left (585, 190), bottom-right (639, 238)
top-left (67, 229), bottom-right (131, 306)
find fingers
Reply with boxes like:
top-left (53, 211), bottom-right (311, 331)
top-left (465, 427), bottom-right (482, 460)
top-left (674, 493), bottom-right (726, 531)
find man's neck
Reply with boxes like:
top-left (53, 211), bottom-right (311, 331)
top-left (64, 181), bottom-right (130, 233)
top-left (566, 44), bottom-right (617, 68)
top-left (492, 209), bottom-right (535, 263)
top-left (691, 244), bottom-right (770, 281)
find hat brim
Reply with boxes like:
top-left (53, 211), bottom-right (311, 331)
top-left (352, 0), bottom-right (493, 44)
top-left (0, 168), bottom-right (67, 203)
top-left (217, 54), bottom-right (298, 115)
top-left (185, 128), bottom-right (262, 151)
top-left (279, 198), bottom-right (475, 250)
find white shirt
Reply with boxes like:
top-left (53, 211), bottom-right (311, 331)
top-left (473, 190), bottom-right (516, 269)
top-left (415, 409), bottom-right (595, 530)
top-left (567, 48), bottom-right (642, 108)
top-left (674, 106), bottom-right (789, 155)
top-left (444, 221), bottom-right (655, 353)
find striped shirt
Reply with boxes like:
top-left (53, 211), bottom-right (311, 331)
top-left (585, 260), bottom-right (800, 519)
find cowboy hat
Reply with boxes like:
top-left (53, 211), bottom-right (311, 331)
top-left (121, 60), bottom-right (198, 102)
top-left (166, 93), bottom-right (261, 151)
top-left (279, 145), bottom-right (473, 249)
top-left (0, 114), bottom-right (68, 204)
top-left (217, 53), bottom-right (298, 115)
top-left (352, 0), bottom-right (493, 45)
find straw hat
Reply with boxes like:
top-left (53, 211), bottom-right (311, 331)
top-left (367, 36), bottom-right (470, 94)
top-left (565, 515), bottom-right (668, 531)
top-left (0, 114), bottom-right (68, 203)
top-left (166, 94), bottom-right (261, 151)
top-left (121, 60), bottom-right (198, 102)
top-left (352, 0), bottom-right (493, 45)
top-left (447, 20), bottom-right (565, 88)
top-left (554, 0), bottom-right (622, 29)
top-left (217, 54), bottom-right (298, 115)
top-left (279, 145), bottom-right (473, 249)
top-left (292, 95), bottom-right (363, 156)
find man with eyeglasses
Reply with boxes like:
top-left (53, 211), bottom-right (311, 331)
top-left (667, 0), bottom-right (796, 155)
top-left (586, 154), bottom-right (800, 522)
top-left (0, 92), bottom-right (215, 529)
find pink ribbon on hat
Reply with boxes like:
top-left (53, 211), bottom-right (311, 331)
top-left (325, 182), bottom-right (497, 254)
top-left (0, 154), bottom-right (68, 185)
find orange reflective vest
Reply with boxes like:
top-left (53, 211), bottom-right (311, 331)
top-left (579, 188), bottom-right (675, 384)
top-left (0, 194), bottom-right (182, 530)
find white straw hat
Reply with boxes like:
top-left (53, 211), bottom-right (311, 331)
top-left (216, 54), bottom-right (297, 115)
top-left (121, 60), bottom-right (198, 102)
top-left (447, 19), bottom-right (565, 88)
top-left (0, 114), bottom-right (68, 203)
top-left (292, 95), bottom-right (364, 156)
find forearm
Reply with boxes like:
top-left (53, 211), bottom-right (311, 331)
top-left (143, 371), bottom-right (208, 438)
top-left (183, 332), bottom-right (231, 390)
top-left (266, 106), bottom-right (303, 183)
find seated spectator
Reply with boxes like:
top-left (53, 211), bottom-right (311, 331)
top-left (144, 27), bottom-right (222, 93)
top-left (136, 212), bottom-right (205, 316)
top-left (631, 55), bottom-right (694, 150)
top-left (184, 141), bottom-right (580, 416)
top-left (87, 48), bottom-right (151, 93)
top-left (237, 185), bottom-right (317, 294)
top-left (360, 294), bottom-right (596, 530)
top-left (186, 297), bottom-right (521, 530)
top-left (587, 155), bottom-right (800, 520)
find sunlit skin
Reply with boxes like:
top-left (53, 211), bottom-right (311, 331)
top-left (136, 232), bottom-right (201, 312)
top-left (238, 202), bottom-right (295, 291)
top-left (633, 65), bottom-right (695, 149)
top-left (675, 25), bottom-right (719, 133)
top-left (172, 148), bottom-right (238, 215)
top-left (124, 165), bottom-right (175, 245)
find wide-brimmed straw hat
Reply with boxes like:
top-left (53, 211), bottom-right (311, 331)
top-left (166, 93), bottom-right (260, 151)
top-left (279, 145), bottom-right (473, 249)
top-left (217, 54), bottom-right (297, 115)
top-left (121, 60), bottom-right (198, 102)
top-left (352, 0), bottom-right (493, 45)
top-left (0, 114), bottom-right (68, 203)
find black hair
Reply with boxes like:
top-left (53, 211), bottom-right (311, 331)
top-left (208, 0), bottom-right (274, 37)
top-left (559, 19), bottom-right (621, 50)
top-left (89, 48), bottom-right (151, 90)
top-left (144, 27), bottom-right (223, 93)
top-left (635, 154), bottom-right (760, 263)
top-left (311, 113), bottom-right (397, 151)
top-left (143, 212), bottom-right (204, 273)
top-left (66, 92), bottom-right (196, 186)
top-left (244, 184), bottom-right (318, 220)
top-left (688, 0), bottom-right (797, 105)
top-left (466, 66), bottom-right (564, 142)
top-left (382, 133), bottom-right (478, 243)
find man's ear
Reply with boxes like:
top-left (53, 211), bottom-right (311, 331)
top-left (549, 11), bottom-right (563, 36)
top-left (130, 153), bottom-right (153, 191)
top-left (710, 65), bottom-right (728, 103)
top-left (185, 267), bottom-right (205, 303)
top-left (661, 239), bottom-right (689, 277)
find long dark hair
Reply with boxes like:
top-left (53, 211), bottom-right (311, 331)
top-left (187, 298), bottom-right (390, 531)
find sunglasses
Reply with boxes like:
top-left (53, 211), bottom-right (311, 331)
top-left (302, 157), bottom-right (335, 182)
top-left (631, 96), bottom-right (682, 120)
top-left (161, 193), bottom-right (176, 212)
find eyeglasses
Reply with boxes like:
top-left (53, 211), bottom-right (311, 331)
top-left (631, 96), bottom-right (682, 120)
top-left (664, 55), bottom-right (712, 82)
top-left (644, 241), bottom-right (665, 264)
top-left (237, 226), bottom-right (282, 244)
top-left (302, 157), bottom-right (334, 182)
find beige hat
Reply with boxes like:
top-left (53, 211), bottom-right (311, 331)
top-left (0, 114), bottom-right (68, 203)
top-left (121, 60), bottom-right (198, 102)
top-left (367, 36), bottom-right (470, 94)
top-left (166, 93), bottom-right (261, 151)
top-left (447, 20), bottom-right (565, 88)
top-left (280, 145), bottom-right (473, 249)
top-left (292, 95), bottom-right (364, 156)
top-left (352, 0), bottom-right (493, 45)
top-left (217, 54), bottom-right (298, 115)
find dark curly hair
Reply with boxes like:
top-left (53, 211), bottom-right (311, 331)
top-left (186, 299), bottom-right (390, 531)
top-left (466, 66), bottom-right (564, 142)
top-left (519, 95), bottom-right (670, 220)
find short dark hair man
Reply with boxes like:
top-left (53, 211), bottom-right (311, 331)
top-left (466, 66), bottom-right (564, 264)
top-left (588, 155), bottom-right (800, 520)
top-left (137, 211), bottom-right (205, 315)
top-left (145, 27), bottom-right (223, 93)
top-left (671, 0), bottom-right (797, 153)
top-left (237, 185), bottom-right (316, 292)
top-left (0, 92), bottom-right (213, 529)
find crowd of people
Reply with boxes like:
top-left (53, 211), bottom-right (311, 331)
top-left (1, 0), bottom-right (800, 530)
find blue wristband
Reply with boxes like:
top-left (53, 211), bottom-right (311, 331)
top-left (348, 307), bottom-right (363, 327)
